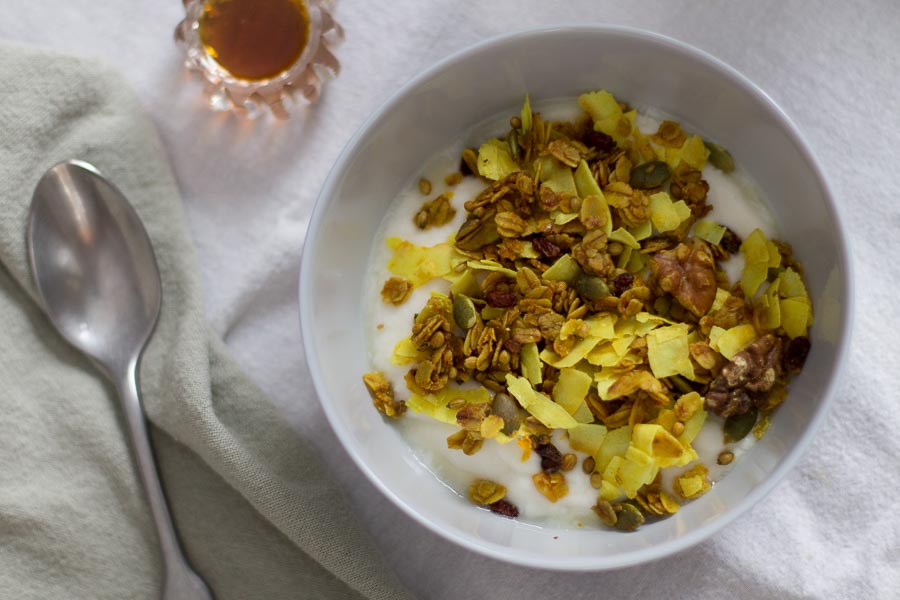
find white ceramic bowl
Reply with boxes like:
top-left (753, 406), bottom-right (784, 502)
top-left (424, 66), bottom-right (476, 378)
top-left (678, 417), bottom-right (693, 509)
top-left (300, 26), bottom-right (853, 570)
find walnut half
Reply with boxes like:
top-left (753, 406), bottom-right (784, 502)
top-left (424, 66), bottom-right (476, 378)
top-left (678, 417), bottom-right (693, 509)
top-left (650, 238), bottom-right (717, 317)
top-left (705, 334), bottom-right (783, 417)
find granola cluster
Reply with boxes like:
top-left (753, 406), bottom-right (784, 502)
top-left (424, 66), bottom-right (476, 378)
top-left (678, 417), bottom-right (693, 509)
top-left (362, 90), bottom-right (813, 531)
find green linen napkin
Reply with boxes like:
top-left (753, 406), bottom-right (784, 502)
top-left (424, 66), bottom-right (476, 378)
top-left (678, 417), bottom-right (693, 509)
top-left (0, 43), bottom-right (409, 600)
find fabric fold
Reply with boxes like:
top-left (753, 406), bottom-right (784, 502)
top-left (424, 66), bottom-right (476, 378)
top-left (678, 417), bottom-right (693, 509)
top-left (0, 42), bottom-right (409, 600)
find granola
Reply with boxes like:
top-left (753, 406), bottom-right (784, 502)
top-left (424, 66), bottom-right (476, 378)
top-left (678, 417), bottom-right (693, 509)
top-left (364, 91), bottom-right (814, 531)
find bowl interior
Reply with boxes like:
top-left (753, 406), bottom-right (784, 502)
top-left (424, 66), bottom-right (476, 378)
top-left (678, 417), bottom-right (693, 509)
top-left (300, 26), bottom-right (851, 570)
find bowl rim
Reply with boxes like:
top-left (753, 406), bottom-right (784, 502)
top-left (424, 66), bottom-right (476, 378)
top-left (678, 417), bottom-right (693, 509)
top-left (299, 23), bottom-right (854, 571)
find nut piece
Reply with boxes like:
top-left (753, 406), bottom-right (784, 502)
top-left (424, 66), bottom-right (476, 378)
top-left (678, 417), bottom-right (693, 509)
top-left (650, 238), bottom-right (718, 317)
top-left (418, 178), bottom-right (432, 195)
top-left (362, 372), bottom-right (405, 418)
top-left (706, 334), bottom-right (783, 417)
top-left (380, 277), bottom-right (414, 305)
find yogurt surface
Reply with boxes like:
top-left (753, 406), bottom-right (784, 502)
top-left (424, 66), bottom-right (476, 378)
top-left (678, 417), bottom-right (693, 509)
top-left (363, 100), bottom-right (778, 527)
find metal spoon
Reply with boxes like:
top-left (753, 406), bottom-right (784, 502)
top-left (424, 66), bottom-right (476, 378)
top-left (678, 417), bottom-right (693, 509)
top-left (27, 160), bottom-right (214, 600)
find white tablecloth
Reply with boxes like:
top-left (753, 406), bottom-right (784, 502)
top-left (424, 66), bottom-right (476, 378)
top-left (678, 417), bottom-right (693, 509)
top-left (4, 1), bottom-right (899, 598)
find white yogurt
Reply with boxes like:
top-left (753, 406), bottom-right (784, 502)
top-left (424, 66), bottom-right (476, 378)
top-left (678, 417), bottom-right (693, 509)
top-left (363, 101), bottom-right (778, 526)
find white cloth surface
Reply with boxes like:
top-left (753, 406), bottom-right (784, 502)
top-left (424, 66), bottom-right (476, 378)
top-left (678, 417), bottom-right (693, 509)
top-left (3, 1), bottom-right (899, 598)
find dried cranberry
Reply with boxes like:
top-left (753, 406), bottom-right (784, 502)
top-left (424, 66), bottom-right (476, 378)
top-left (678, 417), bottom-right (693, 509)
top-left (459, 154), bottom-right (474, 176)
top-left (535, 442), bottom-right (563, 473)
top-left (611, 272), bottom-right (634, 296)
top-left (720, 228), bottom-right (742, 254)
top-left (784, 336), bottom-right (811, 372)
top-left (532, 236), bottom-right (562, 259)
top-left (489, 499), bottom-right (519, 518)
top-left (581, 130), bottom-right (617, 155)
top-left (485, 289), bottom-right (518, 308)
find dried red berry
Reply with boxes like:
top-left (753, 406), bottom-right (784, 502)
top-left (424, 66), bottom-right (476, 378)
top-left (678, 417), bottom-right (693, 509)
top-left (489, 499), bottom-right (519, 518)
top-left (720, 228), bottom-right (742, 254)
top-left (784, 336), bottom-right (811, 372)
top-left (535, 442), bottom-right (563, 473)
top-left (581, 130), bottom-right (617, 155)
top-left (532, 236), bottom-right (562, 259)
top-left (612, 272), bottom-right (634, 296)
top-left (485, 289), bottom-right (517, 308)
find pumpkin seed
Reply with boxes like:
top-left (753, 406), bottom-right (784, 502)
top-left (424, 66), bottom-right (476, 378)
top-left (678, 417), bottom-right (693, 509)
top-left (508, 131), bottom-right (521, 161)
top-left (670, 375), bottom-right (695, 394)
top-left (724, 406), bottom-right (758, 443)
top-left (455, 214), bottom-right (501, 250)
top-left (452, 294), bottom-right (477, 330)
top-left (613, 502), bottom-right (645, 532)
top-left (629, 160), bottom-right (671, 189)
top-left (592, 499), bottom-right (617, 527)
top-left (704, 140), bottom-right (735, 173)
top-left (574, 274), bottom-right (610, 301)
top-left (490, 392), bottom-right (521, 436)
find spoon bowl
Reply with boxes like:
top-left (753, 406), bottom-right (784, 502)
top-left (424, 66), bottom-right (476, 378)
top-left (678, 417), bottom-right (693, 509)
top-left (28, 160), bottom-right (213, 600)
top-left (28, 160), bottom-right (160, 374)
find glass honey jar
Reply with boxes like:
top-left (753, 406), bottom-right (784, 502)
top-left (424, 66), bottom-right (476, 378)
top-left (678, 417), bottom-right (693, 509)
top-left (175, 0), bottom-right (342, 118)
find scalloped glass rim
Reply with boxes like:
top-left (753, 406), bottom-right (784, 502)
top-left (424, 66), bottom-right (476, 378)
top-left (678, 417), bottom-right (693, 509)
top-left (175, 0), bottom-right (342, 118)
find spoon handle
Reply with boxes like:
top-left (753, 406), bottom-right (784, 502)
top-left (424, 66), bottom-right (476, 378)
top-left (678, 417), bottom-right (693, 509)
top-left (117, 360), bottom-right (214, 600)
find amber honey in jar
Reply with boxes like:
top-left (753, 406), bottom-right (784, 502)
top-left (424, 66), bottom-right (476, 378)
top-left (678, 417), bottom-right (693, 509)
top-left (199, 0), bottom-right (310, 81)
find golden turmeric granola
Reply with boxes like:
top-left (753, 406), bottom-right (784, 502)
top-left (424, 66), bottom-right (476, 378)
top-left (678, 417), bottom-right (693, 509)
top-left (363, 91), bottom-right (814, 530)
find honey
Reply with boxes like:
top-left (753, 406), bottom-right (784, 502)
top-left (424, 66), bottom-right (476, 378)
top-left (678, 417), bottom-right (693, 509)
top-left (199, 0), bottom-right (310, 81)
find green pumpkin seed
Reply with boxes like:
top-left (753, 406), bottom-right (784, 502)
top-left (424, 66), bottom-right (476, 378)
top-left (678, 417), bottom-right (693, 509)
top-left (704, 141), bottom-right (735, 173)
top-left (574, 274), bottom-right (610, 301)
top-left (508, 131), bottom-right (521, 161)
top-left (670, 375), bottom-right (695, 395)
top-left (455, 214), bottom-right (501, 250)
top-left (724, 407), bottom-right (758, 443)
top-left (491, 392), bottom-right (522, 436)
top-left (613, 502), bottom-right (645, 532)
top-left (592, 499), bottom-right (617, 527)
top-left (452, 294), bottom-right (477, 330)
top-left (629, 160), bottom-right (671, 189)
